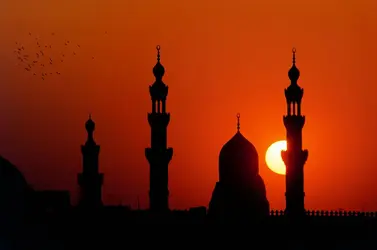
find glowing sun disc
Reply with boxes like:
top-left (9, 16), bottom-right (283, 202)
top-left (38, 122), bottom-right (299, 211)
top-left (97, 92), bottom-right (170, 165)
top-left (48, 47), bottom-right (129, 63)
top-left (265, 140), bottom-right (287, 175)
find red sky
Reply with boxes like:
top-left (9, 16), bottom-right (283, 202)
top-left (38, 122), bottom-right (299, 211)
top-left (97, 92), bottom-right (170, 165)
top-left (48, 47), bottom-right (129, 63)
top-left (0, 0), bottom-right (376, 211)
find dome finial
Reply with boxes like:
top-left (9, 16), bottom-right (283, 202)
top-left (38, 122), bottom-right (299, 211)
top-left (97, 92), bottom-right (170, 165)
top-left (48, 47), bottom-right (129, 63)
top-left (292, 47), bottom-right (296, 65)
top-left (156, 45), bottom-right (161, 62)
top-left (237, 113), bottom-right (241, 132)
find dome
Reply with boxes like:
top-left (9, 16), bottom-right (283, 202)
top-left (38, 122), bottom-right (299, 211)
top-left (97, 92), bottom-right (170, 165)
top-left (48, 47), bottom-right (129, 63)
top-left (0, 156), bottom-right (31, 232)
top-left (209, 114), bottom-right (270, 221)
top-left (219, 131), bottom-right (259, 185)
top-left (153, 61), bottom-right (165, 79)
top-left (288, 64), bottom-right (300, 82)
top-left (0, 156), bottom-right (29, 191)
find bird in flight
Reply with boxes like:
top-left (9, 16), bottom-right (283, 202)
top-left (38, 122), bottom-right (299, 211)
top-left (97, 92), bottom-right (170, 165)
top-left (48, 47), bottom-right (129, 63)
top-left (13, 31), bottom-right (100, 80)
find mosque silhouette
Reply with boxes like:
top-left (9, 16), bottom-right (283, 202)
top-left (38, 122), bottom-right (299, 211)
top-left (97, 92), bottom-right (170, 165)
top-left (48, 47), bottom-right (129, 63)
top-left (0, 46), bottom-right (376, 248)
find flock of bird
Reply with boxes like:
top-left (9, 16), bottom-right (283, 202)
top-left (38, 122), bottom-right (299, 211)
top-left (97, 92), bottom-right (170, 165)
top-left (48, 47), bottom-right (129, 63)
top-left (13, 32), bottom-right (100, 80)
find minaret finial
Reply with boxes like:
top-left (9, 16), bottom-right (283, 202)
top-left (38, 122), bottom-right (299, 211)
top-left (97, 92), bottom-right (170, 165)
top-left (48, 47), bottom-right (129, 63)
top-left (85, 114), bottom-right (96, 145)
top-left (156, 45), bottom-right (161, 62)
top-left (236, 113), bottom-right (240, 132)
top-left (292, 47), bottom-right (296, 65)
top-left (152, 45), bottom-right (165, 79)
top-left (288, 47), bottom-right (300, 82)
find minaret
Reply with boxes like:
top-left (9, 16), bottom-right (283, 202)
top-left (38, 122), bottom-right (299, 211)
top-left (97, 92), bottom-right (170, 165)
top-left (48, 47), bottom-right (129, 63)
top-left (77, 114), bottom-right (104, 208)
top-left (145, 45), bottom-right (173, 212)
top-left (281, 48), bottom-right (308, 217)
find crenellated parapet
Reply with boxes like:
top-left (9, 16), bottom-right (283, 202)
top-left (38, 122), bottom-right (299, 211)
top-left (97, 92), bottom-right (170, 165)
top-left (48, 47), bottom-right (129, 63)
top-left (270, 210), bottom-right (377, 218)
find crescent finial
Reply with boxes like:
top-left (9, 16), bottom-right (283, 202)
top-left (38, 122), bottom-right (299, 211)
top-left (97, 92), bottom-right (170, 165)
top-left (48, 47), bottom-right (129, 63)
top-left (156, 45), bottom-right (161, 61)
top-left (236, 113), bottom-right (240, 132)
top-left (292, 47), bottom-right (296, 64)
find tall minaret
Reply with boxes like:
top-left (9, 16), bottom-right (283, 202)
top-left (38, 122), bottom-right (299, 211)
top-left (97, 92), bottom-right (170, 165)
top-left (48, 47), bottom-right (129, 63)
top-left (281, 48), bottom-right (308, 217)
top-left (78, 114), bottom-right (104, 208)
top-left (145, 45), bottom-right (173, 212)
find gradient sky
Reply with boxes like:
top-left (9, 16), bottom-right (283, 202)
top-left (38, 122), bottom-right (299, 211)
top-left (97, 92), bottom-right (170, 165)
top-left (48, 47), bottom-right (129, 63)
top-left (0, 0), bottom-right (376, 210)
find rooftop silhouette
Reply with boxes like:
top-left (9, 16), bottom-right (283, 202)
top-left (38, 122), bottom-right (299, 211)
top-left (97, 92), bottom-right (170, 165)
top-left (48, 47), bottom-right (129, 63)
top-left (0, 46), bottom-right (376, 249)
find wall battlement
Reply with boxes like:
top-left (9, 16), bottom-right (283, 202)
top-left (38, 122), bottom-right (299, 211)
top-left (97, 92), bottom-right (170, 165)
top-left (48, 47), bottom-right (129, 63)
top-left (270, 209), bottom-right (377, 217)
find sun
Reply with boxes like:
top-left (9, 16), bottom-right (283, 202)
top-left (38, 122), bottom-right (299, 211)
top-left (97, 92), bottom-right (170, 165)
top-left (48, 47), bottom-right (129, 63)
top-left (265, 140), bottom-right (287, 175)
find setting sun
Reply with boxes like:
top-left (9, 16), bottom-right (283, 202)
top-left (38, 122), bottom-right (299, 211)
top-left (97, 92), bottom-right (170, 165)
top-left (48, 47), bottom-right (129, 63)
top-left (265, 140), bottom-right (287, 175)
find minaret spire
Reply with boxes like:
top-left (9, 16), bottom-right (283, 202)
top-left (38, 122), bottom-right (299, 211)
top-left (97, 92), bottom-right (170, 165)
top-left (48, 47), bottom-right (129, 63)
top-left (150, 45), bottom-right (168, 114)
top-left (285, 48), bottom-right (303, 116)
top-left (146, 45), bottom-right (173, 213)
top-left (281, 48), bottom-right (308, 218)
top-left (153, 45), bottom-right (165, 81)
top-left (85, 113), bottom-right (95, 145)
top-left (288, 47), bottom-right (300, 85)
top-left (78, 114), bottom-right (104, 209)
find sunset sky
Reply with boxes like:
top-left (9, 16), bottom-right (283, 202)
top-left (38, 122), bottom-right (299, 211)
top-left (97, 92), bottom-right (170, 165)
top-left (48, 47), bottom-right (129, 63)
top-left (0, 0), bottom-right (376, 211)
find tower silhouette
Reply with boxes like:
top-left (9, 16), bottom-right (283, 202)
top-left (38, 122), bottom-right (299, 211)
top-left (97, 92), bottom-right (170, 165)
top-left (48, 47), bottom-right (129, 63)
top-left (77, 114), bottom-right (103, 208)
top-left (145, 46), bottom-right (173, 212)
top-left (281, 48), bottom-right (308, 217)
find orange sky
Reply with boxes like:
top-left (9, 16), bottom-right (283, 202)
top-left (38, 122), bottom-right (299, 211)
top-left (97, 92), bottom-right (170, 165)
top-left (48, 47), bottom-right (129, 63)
top-left (0, 0), bottom-right (376, 211)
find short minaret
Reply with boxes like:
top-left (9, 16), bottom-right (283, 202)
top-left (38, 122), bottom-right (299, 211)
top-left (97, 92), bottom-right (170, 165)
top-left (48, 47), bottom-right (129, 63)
top-left (145, 45), bottom-right (173, 212)
top-left (281, 48), bottom-right (308, 217)
top-left (77, 114), bottom-right (104, 208)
